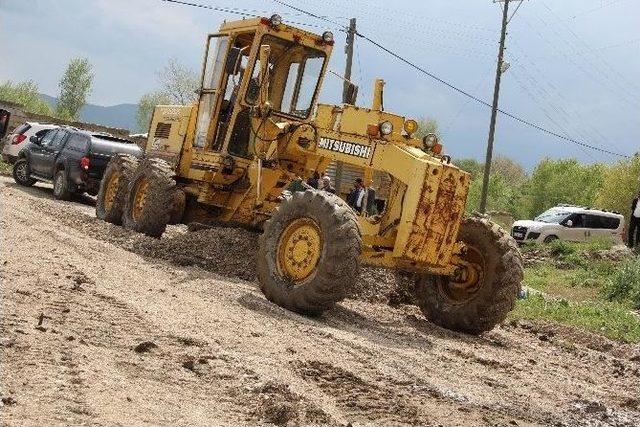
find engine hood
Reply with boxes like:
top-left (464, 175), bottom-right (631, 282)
top-left (512, 220), bottom-right (552, 231)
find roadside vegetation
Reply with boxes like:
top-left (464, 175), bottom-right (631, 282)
top-left (510, 239), bottom-right (640, 343)
top-left (0, 57), bottom-right (94, 121)
top-left (0, 159), bottom-right (11, 176)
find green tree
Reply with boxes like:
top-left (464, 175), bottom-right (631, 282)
top-left (466, 173), bottom-right (525, 218)
top-left (56, 57), bottom-right (94, 120)
top-left (0, 80), bottom-right (52, 115)
top-left (455, 158), bottom-right (483, 180)
top-left (491, 155), bottom-right (527, 184)
top-left (415, 117), bottom-right (439, 139)
top-left (156, 57), bottom-right (199, 104)
top-left (521, 158), bottom-right (606, 218)
top-left (136, 58), bottom-right (199, 132)
top-left (595, 155), bottom-right (640, 223)
top-left (136, 91), bottom-right (171, 132)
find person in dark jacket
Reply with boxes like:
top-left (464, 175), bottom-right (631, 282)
top-left (629, 192), bottom-right (640, 247)
top-left (347, 178), bottom-right (365, 213)
top-left (306, 172), bottom-right (320, 189)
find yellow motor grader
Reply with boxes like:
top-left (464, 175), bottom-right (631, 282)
top-left (96, 15), bottom-right (522, 333)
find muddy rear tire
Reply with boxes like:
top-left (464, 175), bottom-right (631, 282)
top-left (122, 158), bottom-right (176, 238)
top-left (257, 190), bottom-right (362, 315)
top-left (96, 154), bottom-right (139, 225)
top-left (415, 217), bottom-right (523, 334)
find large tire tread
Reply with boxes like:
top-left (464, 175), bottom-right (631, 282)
top-left (122, 158), bottom-right (177, 238)
top-left (96, 154), bottom-right (139, 225)
top-left (257, 190), bottom-right (362, 315)
top-left (415, 217), bottom-right (523, 334)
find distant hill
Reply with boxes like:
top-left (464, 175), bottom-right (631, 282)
top-left (40, 94), bottom-right (138, 132)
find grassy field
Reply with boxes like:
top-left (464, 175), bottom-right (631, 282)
top-left (0, 159), bottom-right (11, 176)
top-left (509, 239), bottom-right (640, 343)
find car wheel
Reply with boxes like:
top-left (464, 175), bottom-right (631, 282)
top-left (12, 158), bottom-right (37, 187)
top-left (543, 235), bottom-right (558, 244)
top-left (53, 170), bottom-right (73, 200)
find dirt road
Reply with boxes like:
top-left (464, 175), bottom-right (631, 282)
top-left (1, 175), bottom-right (639, 426)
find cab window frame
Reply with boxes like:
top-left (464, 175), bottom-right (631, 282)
top-left (244, 34), bottom-right (327, 121)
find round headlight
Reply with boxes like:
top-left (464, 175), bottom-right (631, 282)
top-left (422, 133), bottom-right (438, 149)
top-left (379, 121), bottom-right (393, 136)
top-left (322, 31), bottom-right (334, 43)
top-left (269, 14), bottom-right (283, 27)
top-left (404, 119), bottom-right (418, 135)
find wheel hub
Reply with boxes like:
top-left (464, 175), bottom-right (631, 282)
top-left (16, 163), bottom-right (27, 181)
top-left (277, 218), bottom-right (322, 284)
top-left (132, 178), bottom-right (149, 221)
top-left (440, 245), bottom-right (485, 303)
top-left (104, 172), bottom-right (120, 212)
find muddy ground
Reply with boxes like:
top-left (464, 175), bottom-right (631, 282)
top-left (1, 175), bottom-right (639, 426)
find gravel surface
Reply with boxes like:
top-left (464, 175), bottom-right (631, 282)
top-left (2, 176), bottom-right (639, 426)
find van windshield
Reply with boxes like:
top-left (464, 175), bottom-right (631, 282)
top-left (535, 210), bottom-right (570, 223)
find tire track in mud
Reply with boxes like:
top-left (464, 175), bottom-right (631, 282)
top-left (3, 179), bottom-right (640, 426)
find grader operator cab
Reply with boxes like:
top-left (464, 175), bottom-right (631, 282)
top-left (96, 15), bottom-right (523, 333)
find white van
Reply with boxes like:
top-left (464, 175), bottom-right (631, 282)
top-left (511, 205), bottom-right (624, 244)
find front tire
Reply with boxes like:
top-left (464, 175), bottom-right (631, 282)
top-left (122, 158), bottom-right (176, 238)
top-left (415, 217), bottom-right (523, 334)
top-left (96, 154), bottom-right (139, 225)
top-left (12, 158), bottom-right (36, 187)
top-left (257, 190), bottom-right (362, 315)
top-left (53, 170), bottom-right (73, 200)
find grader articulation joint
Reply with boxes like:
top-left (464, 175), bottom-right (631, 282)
top-left (96, 14), bottom-right (523, 334)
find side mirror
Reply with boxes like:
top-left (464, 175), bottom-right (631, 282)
top-left (29, 135), bottom-right (40, 144)
top-left (565, 219), bottom-right (573, 227)
top-left (343, 82), bottom-right (359, 105)
top-left (225, 47), bottom-right (242, 76)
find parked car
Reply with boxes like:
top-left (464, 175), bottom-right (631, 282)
top-left (2, 122), bottom-right (59, 164)
top-left (511, 205), bottom-right (624, 244)
top-left (12, 126), bottom-right (143, 200)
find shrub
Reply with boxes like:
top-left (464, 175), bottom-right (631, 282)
top-left (603, 258), bottom-right (640, 309)
top-left (548, 239), bottom-right (576, 257)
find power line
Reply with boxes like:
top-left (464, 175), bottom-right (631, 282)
top-left (159, 0), bottom-right (335, 30)
top-left (355, 33), bottom-right (629, 158)
top-left (160, 0), bottom-right (253, 17)
top-left (271, 0), bottom-right (345, 30)
top-left (565, 0), bottom-right (627, 20)
top-left (507, 0), bottom-right (526, 24)
top-left (160, 0), bottom-right (631, 159)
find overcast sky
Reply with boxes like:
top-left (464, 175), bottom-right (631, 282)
top-left (1, 0), bottom-right (638, 168)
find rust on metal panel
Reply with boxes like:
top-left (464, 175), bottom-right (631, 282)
top-left (403, 164), bottom-right (469, 268)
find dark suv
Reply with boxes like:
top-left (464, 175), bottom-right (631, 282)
top-left (12, 127), bottom-right (143, 199)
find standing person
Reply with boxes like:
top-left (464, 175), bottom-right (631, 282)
top-left (306, 172), bottom-right (320, 190)
top-left (629, 191), bottom-right (640, 247)
top-left (320, 175), bottom-right (336, 194)
top-left (365, 186), bottom-right (378, 216)
top-left (347, 178), bottom-right (365, 213)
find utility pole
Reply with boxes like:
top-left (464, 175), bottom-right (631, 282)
top-left (479, 0), bottom-right (511, 214)
top-left (342, 18), bottom-right (357, 103)
top-left (334, 17), bottom-right (357, 193)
